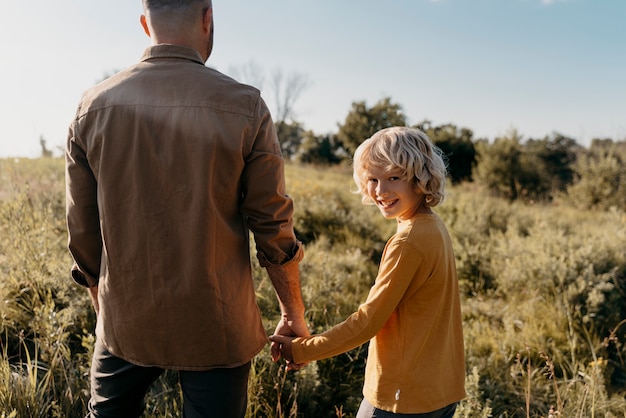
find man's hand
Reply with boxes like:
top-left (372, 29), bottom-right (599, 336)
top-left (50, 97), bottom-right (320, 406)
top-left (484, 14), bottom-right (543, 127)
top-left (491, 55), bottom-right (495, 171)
top-left (270, 315), bottom-right (309, 370)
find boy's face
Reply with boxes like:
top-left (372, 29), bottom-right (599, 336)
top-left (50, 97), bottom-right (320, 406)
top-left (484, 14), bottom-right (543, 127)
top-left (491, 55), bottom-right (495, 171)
top-left (365, 166), bottom-right (424, 221)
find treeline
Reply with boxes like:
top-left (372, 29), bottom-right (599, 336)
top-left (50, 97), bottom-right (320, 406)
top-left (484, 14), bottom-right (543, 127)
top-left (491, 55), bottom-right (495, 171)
top-left (39, 70), bottom-right (625, 212)
top-left (276, 97), bottom-right (626, 211)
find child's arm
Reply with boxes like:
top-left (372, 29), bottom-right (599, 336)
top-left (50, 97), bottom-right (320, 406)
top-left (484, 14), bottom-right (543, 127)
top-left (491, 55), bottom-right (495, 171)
top-left (278, 237), bottom-right (422, 366)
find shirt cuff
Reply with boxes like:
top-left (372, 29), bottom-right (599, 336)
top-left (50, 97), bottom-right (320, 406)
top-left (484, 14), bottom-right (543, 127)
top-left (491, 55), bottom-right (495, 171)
top-left (71, 264), bottom-right (99, 288)
top-left (257, 240), bottom-right (304, 267)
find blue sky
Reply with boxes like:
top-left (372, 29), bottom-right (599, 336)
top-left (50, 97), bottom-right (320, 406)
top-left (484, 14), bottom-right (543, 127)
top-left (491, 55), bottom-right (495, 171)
top-left (1, 0), bottom-right (624, 157)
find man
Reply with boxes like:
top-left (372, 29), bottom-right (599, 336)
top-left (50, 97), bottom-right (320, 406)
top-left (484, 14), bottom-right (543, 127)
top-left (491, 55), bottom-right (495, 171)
top-left (65, 0), bottom-right (309, 416)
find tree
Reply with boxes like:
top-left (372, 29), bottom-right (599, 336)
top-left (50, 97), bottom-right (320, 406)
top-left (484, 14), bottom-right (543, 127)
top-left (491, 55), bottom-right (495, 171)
top-left (565, 139), bottom-right (626, 210)
top-left (590, 138), bottom-right (626, 160)
top-left (336, 97), bottom-right (407, 156)
top-left (476, 131), bottom-right (582, 202)
top-left (296, 131), bottom-right (342, 165)
top-left (230, 62), bottom-right (311, 157)
top-left (227, 61), bottom-right (265, 90)
top-left (416, 121), bottom-right (476, 184)
top-left (521, 133), bottom-right (580, 200)
top-left (274, 120), bottom-right (305, 160)
top-left (475, 131), bottom-right (523, 200)
top-left (268, 69), bottom-right (311, 125)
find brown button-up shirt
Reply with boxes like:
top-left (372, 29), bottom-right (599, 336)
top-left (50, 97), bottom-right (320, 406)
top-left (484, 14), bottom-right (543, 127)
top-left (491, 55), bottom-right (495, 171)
top-left (65, 45), bottom-right (302, 370)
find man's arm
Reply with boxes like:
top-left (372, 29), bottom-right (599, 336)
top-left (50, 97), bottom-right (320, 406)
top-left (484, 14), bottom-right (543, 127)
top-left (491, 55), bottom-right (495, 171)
top-left (239, 94), bottom-right (310, 361)
top-left (264, 246), bottom-right (310, 363)
top-left (88, 285), bottom-right (100, 316)
top-left (266, 256), bottom-right (308, 326)
top-left (66, 123), bottom-right (102, 293)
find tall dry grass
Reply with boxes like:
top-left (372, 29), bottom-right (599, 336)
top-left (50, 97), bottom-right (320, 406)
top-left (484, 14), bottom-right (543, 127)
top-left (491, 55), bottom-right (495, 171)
top-left (0, 158), bottom-right (624, 417)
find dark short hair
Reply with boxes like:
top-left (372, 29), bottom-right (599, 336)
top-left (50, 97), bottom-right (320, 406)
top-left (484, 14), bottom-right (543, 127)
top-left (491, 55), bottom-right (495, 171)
top-left (142, 0), bottom-right (209, 12)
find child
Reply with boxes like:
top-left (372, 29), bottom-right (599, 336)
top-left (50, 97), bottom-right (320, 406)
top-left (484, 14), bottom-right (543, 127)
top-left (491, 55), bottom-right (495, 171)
top-left (270, 127), bottom-right (466, 418)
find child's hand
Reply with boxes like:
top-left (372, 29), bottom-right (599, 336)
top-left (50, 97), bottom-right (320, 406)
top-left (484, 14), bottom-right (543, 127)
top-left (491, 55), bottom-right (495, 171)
top-left (269, 334), bottom-right (302, 370)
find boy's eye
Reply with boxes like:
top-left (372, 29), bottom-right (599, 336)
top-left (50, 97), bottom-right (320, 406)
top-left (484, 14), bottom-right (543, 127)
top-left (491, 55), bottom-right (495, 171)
top-left (389, 176), bottom-right (400, 181)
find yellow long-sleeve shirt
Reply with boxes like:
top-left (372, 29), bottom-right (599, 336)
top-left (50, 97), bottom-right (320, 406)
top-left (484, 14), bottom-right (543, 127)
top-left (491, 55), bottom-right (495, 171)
top-left (292, 213), bottom-right (466, 413)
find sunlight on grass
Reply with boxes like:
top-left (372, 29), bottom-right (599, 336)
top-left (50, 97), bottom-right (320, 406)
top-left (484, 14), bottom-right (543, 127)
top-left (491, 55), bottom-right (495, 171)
top-left (0, 159), bottom-right (624, 417)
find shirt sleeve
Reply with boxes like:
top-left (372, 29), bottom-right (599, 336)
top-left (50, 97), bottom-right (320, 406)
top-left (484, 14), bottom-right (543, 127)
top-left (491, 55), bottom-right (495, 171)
top-left (65, 120), bottom-right (102, 288)
top-left (240, 96), bottom-right (300, 266)
top-left (292, 236), bottom-right (421, 363)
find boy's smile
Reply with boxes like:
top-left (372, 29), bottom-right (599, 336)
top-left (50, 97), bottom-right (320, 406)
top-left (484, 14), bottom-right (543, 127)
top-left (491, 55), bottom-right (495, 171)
top-left (365, 167), bottom-right (426, 221)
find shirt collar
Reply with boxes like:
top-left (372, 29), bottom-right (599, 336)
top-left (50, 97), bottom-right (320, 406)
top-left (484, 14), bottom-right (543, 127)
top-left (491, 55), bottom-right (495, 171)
top-left (140, 44), bottom-right (205, 65)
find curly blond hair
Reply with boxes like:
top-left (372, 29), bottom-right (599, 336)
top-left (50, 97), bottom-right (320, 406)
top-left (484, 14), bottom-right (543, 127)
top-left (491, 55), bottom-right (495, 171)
top-left (352, 127), bottom-right (448, 207)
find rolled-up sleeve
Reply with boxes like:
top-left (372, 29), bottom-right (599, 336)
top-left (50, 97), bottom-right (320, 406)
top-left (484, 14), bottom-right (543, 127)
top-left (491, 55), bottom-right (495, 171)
top-left (65, 120), bottom-right (102, 288)
top-left (240, 97), bottom-right (301, 266)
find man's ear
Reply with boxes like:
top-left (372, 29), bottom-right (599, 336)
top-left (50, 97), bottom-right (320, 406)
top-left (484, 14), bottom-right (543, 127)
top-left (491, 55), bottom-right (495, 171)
top-left (202, 7), bottom-right (213, 34)
top-left (140, 15), bottom-right (151, 37)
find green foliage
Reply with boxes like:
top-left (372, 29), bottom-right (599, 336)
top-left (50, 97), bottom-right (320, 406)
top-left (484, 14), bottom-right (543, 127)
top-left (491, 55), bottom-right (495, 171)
top-left (336, 97), bottom-right (407, 156)
top-left (417, 122), bottom-right (477, 184)
top-left (523, 133), bottom-right (579, 196)
top-left (437, 182), bottom-right (626, 417)
top-left (474, 132), bottom-right (524, 200)
top-left (475, 131), bottom-right (585, 203)
top-left (562, 141), bottom-right (626, 211)
top-left (1, 158), bottom-right (625, 417)
top-left (304, 95), bottom-right (624, 206)
top-left (295, 131), bottom-right (342, 165)
top-left (276, 120), bottom-right (306, 161)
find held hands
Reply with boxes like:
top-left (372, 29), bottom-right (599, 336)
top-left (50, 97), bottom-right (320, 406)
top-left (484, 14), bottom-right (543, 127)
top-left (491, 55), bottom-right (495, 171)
top-left (269, 334), bottom-right (295, 363)
top-left (270, 315), bottom-right (309, 371)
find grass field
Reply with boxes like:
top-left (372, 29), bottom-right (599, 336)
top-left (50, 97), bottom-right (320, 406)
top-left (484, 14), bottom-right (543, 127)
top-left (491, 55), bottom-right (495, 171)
top-left (1, 157), bottom-right (625, 417)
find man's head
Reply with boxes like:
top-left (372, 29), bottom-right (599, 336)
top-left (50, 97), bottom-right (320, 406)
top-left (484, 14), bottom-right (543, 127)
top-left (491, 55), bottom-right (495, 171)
top-left (141, 0), bottom-right (214, 62)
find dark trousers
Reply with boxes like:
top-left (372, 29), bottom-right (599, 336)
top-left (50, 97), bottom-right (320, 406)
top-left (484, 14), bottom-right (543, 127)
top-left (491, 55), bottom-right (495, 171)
top-left (356, 398), bottom-right (458, 418)
top-left (87, 339), bottom-right (250, 418)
